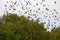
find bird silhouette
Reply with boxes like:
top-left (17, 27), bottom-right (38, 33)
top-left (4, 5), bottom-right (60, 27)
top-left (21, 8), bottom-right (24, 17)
top-left (54, 1), bottom-right (56, 4)
top-left (42, 0), bottom-right (45, 2)
top-left (3, 0), bottom-right (59, 30)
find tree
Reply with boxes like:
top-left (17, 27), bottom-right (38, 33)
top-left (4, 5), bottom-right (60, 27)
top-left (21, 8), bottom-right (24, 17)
top-left (0, 13), bottom-right (60, 40)
top-left (50, 27), bottom-right (60, 40)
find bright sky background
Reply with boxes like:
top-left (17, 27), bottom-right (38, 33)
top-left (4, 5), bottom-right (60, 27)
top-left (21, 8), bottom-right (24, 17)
top-left (0, 0), bottom-right (60, 31)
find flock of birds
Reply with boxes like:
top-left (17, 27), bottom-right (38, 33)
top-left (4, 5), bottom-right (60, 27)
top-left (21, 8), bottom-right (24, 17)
top-left (3, 0), bottom-right (60, 30)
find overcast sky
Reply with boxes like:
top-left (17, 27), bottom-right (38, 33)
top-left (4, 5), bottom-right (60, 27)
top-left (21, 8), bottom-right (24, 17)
top-left (0, 0), bottom-right (60, 31)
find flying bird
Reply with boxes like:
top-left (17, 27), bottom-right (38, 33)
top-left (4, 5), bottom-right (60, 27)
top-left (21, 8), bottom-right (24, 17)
top-left (54, 1), bottom-right (56, 4)
top-left (28, 1), bottom-right (32, 5)
top-left (42, 0), bottom-right (45, 2)
top-left (45, 8), bottom-right (49, 11)
top-left (4, 4), bottom-right (7, 7)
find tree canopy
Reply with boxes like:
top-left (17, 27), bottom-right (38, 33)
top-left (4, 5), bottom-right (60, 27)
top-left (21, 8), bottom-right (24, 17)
top-left (0, 13), bottom-right (60, 40)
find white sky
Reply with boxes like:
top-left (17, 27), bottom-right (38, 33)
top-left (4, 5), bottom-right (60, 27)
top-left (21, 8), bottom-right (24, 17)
top-left (0, 0), bottom-right (60, 31)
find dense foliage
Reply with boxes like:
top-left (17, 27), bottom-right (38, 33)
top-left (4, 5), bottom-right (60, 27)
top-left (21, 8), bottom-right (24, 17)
top-left (0, 13), bottom-right (60, 40)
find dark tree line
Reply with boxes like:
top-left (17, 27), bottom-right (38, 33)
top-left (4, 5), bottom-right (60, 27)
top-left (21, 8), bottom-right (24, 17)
top-left (0, 13), bottom-right (60, 40)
